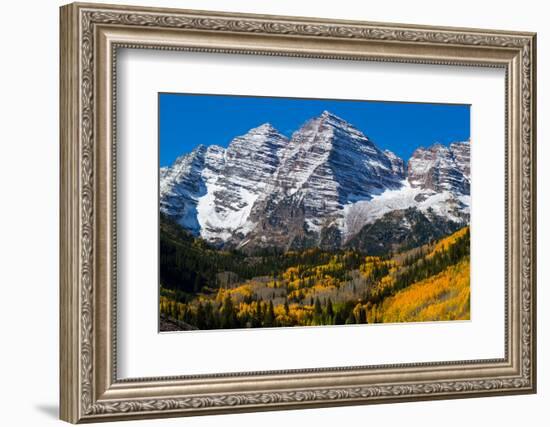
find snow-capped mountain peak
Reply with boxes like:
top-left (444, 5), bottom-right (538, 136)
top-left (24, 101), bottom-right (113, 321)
top-left (248, 122), bottom-right (278, 133)
top-left (230, 111), bottom-right (409, 249)
top-left (160, 113), bottom-right (470, 252)
top-left (160, 122), bottom-right (289, 243)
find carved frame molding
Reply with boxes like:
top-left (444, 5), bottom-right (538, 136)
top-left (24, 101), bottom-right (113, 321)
top-left (60, 2), bottom-right (536, 423)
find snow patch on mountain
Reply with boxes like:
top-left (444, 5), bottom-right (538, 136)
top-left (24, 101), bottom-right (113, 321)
top-left (343, 180), bottom-right (470, 239)
top-left (343, 181), bottom-right (418, 238)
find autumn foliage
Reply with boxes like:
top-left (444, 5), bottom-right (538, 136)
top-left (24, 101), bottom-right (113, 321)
top-left (160, 217), bottom-right (470, 330)
top-left (374, 260), bottom-right (470, 323)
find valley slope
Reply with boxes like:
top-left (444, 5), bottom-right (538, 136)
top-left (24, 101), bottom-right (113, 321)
top-left (160, 216), bottom-right (470, 330)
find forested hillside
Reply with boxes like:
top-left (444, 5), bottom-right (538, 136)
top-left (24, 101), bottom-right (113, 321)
top-left (159, 215), bottom-right (470, 330)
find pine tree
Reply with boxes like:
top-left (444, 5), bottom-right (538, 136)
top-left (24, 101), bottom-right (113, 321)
top-left (265, 301), bottom-right (275, 327)
top-left (255, 300), bottom-right (263, 327)
top-left (220, 295), bottom-right (236, 329)
top-left (196, 301), bottom-right (206, 329)
top-left (314, 297), bottom-right (322, 317)
top-left (193, 274), bottom-right (201, 293)
top-left (326, 298), bottom-right (334, 318)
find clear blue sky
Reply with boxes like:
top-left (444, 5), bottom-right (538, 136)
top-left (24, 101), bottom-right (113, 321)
top-left (159, 93), bottom-right (470, 167)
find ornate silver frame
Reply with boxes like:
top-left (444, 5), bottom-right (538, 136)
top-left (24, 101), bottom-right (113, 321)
top-left (60, 2), bottom-right (537, 423)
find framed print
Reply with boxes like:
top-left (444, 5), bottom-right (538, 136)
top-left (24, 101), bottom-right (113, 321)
top-left (60, 2), bottom-right (537, 423)
top-left (158, 94), bottom-right (471, 331)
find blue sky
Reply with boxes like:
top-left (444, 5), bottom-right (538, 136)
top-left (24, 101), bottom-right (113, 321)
top-left (159, 93), bottom-right (470, 167)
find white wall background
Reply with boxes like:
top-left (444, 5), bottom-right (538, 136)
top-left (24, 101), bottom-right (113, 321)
top-left (0, 0), bottom-right (545, 426)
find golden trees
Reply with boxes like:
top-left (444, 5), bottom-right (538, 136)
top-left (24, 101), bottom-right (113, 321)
top-left (160, 227), bottom-right (470, 330)
top-left (377, 260), bottom-right (470, 323)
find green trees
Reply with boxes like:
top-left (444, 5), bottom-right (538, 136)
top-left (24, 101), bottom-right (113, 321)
top-left (160, 214), bottom-right (364, 297)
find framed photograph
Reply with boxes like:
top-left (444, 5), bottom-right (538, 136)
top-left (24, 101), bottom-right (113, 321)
top-left (60, 2), bottom-right (537, 423)
top-left (158, 93), bottom-right (472, 332)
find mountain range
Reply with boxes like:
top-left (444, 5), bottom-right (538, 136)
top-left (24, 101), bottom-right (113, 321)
top-left (160, 110), bottom-right (470, 254)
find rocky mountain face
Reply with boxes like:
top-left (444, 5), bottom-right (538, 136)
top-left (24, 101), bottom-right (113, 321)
top-left (159, 144), bottom-right (210, 235)
top-left (160, 111), bottom-right (470, 253)
top-left (384, 149), bottom-right (406, 177)
top-left (237, 111), bottom-right (405, 250)
top-left (160, 124), bottom-right (288, 243)
top-left (408, 142), bottom-right (470, 195)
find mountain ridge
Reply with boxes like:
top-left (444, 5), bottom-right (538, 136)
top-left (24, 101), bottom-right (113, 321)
top-left (160, 111), bottom-right (470, 252)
